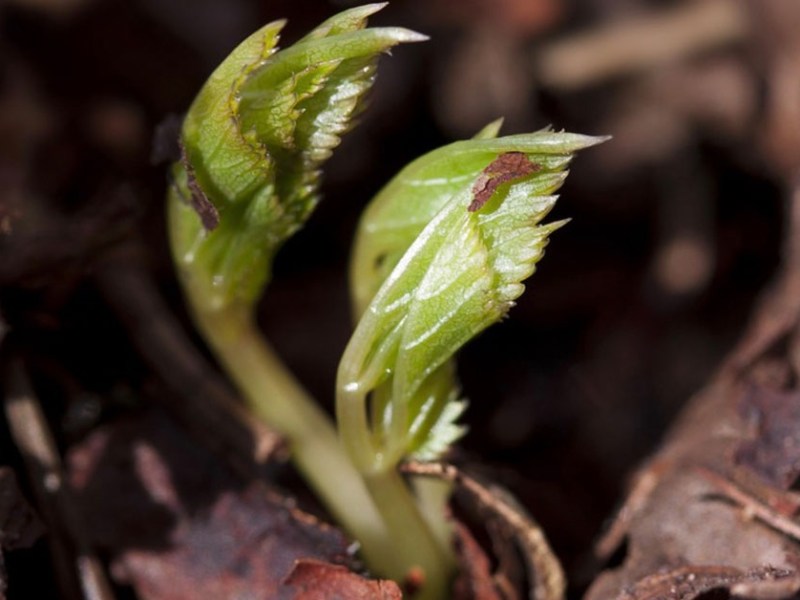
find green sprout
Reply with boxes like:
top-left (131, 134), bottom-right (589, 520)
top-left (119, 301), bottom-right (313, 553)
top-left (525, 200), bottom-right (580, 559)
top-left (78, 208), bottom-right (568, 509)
top-left (167, 4), bottom-right (605, 598)
top-left (168, 3), bottom-right (424, 579)
top-left (341, 128), bottom-right (604, 593)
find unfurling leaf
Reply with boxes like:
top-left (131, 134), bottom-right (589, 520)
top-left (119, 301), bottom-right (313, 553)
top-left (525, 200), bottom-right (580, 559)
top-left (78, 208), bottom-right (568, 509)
top-left (341, 127), bottom-right (606, 470)
top-left (168, 4), bottom-right (427, 313)
top-left (349, 128), bottom-right (605, 317)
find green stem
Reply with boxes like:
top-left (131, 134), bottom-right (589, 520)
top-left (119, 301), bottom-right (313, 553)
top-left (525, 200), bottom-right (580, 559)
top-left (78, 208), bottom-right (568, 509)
top-left (412, 476), bottom-right (455, 562)
top-left (191, 302), bottom-right (396, 575)
top-left (363, 467), bottom-right (456, 600)
top-left (337, 330), bottom-right (457, 597)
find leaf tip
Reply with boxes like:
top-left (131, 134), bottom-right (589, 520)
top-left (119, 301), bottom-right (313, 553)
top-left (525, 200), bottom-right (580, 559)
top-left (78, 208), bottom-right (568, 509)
top-left (365, 2), bottom-right (390, 13)
top-left (576, 133), bottom-right (612, 149)
top-left (391, 28), bottom-right (429, 44)
top-left (544, 217), bottom-right (571, 233)
top-left (473, 117), bottom-right (504, 140)
top-left (336, 2), bottom-right (389, 24)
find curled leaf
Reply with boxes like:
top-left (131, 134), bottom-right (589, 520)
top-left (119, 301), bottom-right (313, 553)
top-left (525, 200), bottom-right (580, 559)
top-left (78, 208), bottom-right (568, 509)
top-left (339, 130), bottom-right (605, 471)
top-left (349, 128), bottom-right (606, 317)
top-left (168, 5), bottom-right (426, 312)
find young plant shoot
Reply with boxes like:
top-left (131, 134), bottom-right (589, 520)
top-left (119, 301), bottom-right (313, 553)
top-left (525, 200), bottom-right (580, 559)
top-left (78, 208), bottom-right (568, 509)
top-left (167, 3), bottom-right (605, 598)
top-left (167, 3), bottom-right (425, 578)
top-left (341, 127), bottom-right (605, 595)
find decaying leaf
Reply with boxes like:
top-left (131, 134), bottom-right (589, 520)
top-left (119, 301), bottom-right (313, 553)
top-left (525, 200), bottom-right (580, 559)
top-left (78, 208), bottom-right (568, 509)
top-left (282, 559), bottom-right (402, 599)
top-left (404, 461), bottom-right (565, 600)
top-left (66, 410), bottom-right (383, 600)
top-left (735, 385), bottom-right (800, 489)
top-left (451, 522), bottom-right (503, 600)
top-left (617, 565), bottom-right (800, 600)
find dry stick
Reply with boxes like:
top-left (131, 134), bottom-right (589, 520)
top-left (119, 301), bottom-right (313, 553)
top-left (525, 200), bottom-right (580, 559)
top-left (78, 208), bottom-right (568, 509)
top-left (94, 246), bottom-right (283, 479)
top-left (403, 461), bottom-right (565, 600)
top-left (3, 361), bottom-right (115, 600)
top-left (615, 564), bottom-right (799, 600)
top-left (696, 467), bottom-right (800, 542)
top-left (594, 459), bottom-right (667, 561)
top-left (534, 0), bottom-right (749, 91)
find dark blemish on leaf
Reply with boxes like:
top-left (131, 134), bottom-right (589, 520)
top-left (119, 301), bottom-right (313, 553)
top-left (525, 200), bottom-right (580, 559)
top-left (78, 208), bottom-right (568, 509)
top-left (374, 252), bottom-right (387, 269)
top-left (468, 151), bottom-right (540, 212)
top-left (180, 141), bottom-right (220, 231)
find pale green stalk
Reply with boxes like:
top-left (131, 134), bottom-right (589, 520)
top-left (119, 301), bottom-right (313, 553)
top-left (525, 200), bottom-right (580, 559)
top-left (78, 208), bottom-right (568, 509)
top-left (167, 4), bottom-right (430, 581)
top-left (185, 300), bottom-right (394, 574)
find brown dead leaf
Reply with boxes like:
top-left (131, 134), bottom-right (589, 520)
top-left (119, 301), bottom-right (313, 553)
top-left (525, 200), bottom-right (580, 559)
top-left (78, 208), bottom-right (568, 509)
top-left (281, 559), bottom-right (402, 599)
top-left (451, 522), bottom-right (504, 600)
top-left (469, 152), bottom-right (539, 212)
top-left (735, 385), bottom-right (800, 489)
top-left (404, 461), bottom-right (564, 600)
top-left (617, 565), bottom-right (799, 600)
top-left (66, 410), bottom-right (380, 600)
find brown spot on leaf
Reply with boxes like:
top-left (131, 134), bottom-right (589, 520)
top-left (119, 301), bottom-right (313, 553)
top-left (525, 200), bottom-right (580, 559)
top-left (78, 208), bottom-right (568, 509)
top-left (282, 560), bottom-right (402, 600)
top-left (469, 152), bottom-right (540, 212)
top-left (179, 141), bottom-right (219, 231)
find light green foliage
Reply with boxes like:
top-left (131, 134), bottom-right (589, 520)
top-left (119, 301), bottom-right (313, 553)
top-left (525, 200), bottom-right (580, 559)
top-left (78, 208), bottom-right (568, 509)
top-left (168, 3), bottom-right (426, 313)
top-left (341, 128), bottom-right (606, 472)
top-left (350, 128), bottom-right (601, 314)
top-left (165, 7), bottom-right (438, 585)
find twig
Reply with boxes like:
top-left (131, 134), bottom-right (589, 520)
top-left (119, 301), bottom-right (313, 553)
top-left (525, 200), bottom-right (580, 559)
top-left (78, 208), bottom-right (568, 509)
top-left (696, 467), bottom-right (800, 542)
top-left (403, 461), bottom-right (565, 600)
top-left (616, 564), bottom-right (799, 600)
top-left (534, 0), bottom-right (748, 91)
top-left (94, 245), bottom-right (283, 479)
top-left (3, 360), bottom-right (116, 600)
top-left (594, 458), bottom-right (668, 560)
